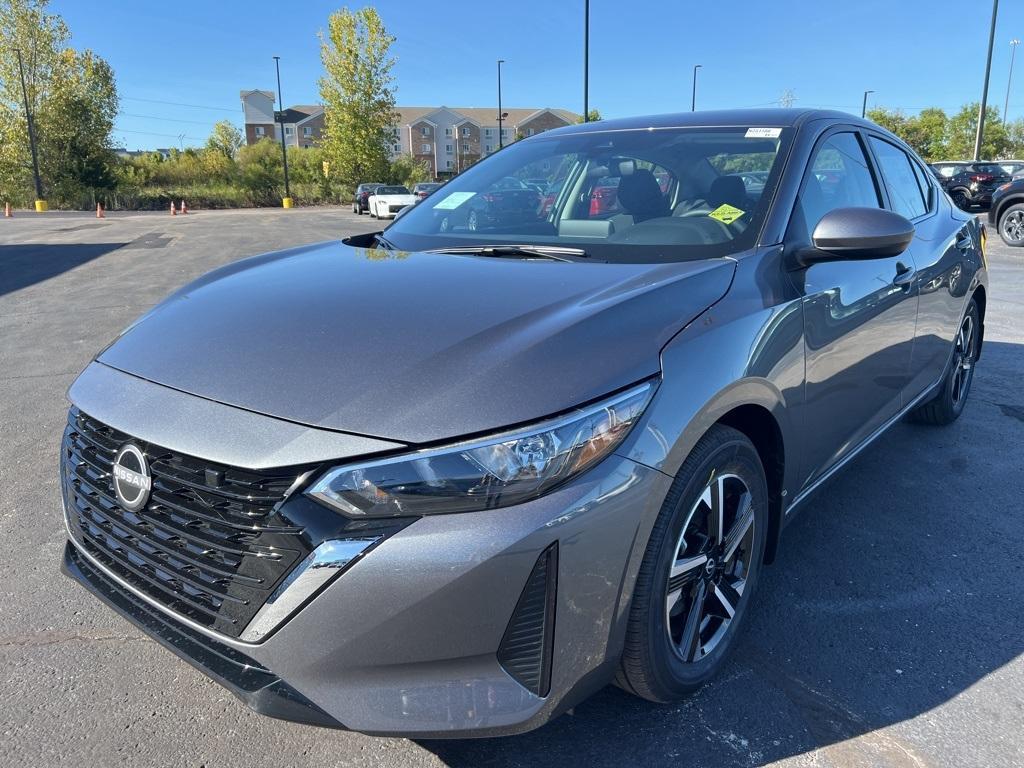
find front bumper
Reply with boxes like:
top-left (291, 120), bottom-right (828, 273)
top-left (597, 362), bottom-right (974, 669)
top-left (60, 372), bottom-right (672, 737)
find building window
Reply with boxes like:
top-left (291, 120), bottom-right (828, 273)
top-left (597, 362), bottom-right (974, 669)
top-left (421, 143), bottom-right (431, 153)
top-left (485, 144), bottom-right (492, 152)
top-left (485, 128), bottom-right (493, 137)
top-left (445, 144), bottom-right (453, 153)
top-left (420, 126), bottom-right (430, 136)
top-left (303, 126), bottom-right (312, 137)
top-left (462, 143), bottom-right (470, 152)
top-left (284, 125), bottom-right (293, 136)
top-left (393, 144), bottom-right (401, 153)
top-left (255, 126), bottom-right (265, 136)
top-left (527, 128), bottom-right (535, 136)
top-left (461, 127), bottom-right (470, 137)
top-left (446, 160), bottom-right (453, 169)
top-left (445, 127), bottom-right (452, 136)
top-left (501, 128), bottom-right (509, 137)
top-left (392, 127), bottom-right (400, 137)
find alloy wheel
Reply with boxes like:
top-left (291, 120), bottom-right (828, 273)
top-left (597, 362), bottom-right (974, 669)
top-left (950, 312), bottom-right (977, 405)
top-left (1002, 210), bottom-right (1024, 243)
top-left (952, 191), bottom-right (969, 210)
top-left (665, 474), bottom-right (756, 663)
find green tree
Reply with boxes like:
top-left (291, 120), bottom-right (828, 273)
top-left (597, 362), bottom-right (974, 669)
top-left (575, 108), bottom-right (602, 124)
top-left (318, 7), bottom-right (397, 193)
top-left (388, 154), bottom-right (431, 187)
top-left (206, 119), bottom-right (243, 160)
top-left (866, 107), bottom-right (949, 161)
top-left (0, 0), bottom-right (118, 206)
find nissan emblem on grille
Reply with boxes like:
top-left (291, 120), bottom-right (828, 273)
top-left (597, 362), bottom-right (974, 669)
top-left (112, 444), bottom-right (151, 511)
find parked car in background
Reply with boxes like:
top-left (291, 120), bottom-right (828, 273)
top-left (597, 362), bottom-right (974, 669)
top-left (929, 161), bottom-right (968, 190)
top-left (437, 175), bottom-right (542, 231)
top-left (412, 182), bottom-right (442, 200)
top-left (60, 109), bottom-right (986, 738)
top-left (988, 176), bottom-right (1024, 245)
top-left (941, 162), bottom-right (1010, 209)
top-left (353, 183), bottom-right (383, 215)
top-left (589, 176), bottom-right (621, 216)
top-left (368, 185), bottom-right (418, 219)
top-left (997, 160), bottom-right (1024, 177)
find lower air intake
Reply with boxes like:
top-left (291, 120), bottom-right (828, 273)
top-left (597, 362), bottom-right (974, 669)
top-left (497, 542), bottom-right (557, 697)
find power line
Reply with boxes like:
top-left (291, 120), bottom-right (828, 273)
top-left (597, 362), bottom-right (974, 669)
top-left (119, 112), bottom-right (237, 126)
top-left (121, 95), bottom-right (240, 112)
top-left (114, 127), bottom-right (202, 140)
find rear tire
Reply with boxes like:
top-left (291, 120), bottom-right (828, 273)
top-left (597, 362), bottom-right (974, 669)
top-left (617, 425), bottom-right (769, 703)
top-left (998, 203), bottom-right (1024, 246)
top-left (951, 190), bottom-right (971, 210)
top-left (908, 298), bottom-right (980, 425)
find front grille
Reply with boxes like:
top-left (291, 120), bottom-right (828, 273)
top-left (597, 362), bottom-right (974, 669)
top-left (61, 408), bottom-right (312, 638)
top-left (389, 205), bottom-right (405, 213)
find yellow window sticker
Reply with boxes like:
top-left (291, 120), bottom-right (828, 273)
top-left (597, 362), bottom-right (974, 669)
top-left (708, 203), bottom-right (746, 225)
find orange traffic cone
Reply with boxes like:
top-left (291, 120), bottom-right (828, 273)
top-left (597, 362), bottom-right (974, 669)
top-left (96, 203), bottom-right (104, 219)
top-left (170, 201), bottom-right (177, 216)
top-left (180, 200), bottom-right (188, 215)
top-left (4, 202), bottom-right (11, 218)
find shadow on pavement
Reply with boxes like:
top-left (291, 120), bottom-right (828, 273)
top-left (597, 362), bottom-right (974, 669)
top-left (421, 340), bottom-right (1024, 767)
top-left (0, 243), bottom-right (128, 297)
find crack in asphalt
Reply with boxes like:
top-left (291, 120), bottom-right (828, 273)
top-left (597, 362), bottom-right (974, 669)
top-left (0, 630), bottom-right (149, 649)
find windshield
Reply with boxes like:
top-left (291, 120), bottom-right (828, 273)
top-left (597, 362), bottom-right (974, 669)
top-left (383, 126), bottom-right (792, 262)
top-left (378, 186), bottom-right (411, 195)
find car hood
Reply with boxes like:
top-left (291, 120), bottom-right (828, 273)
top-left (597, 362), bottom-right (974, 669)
top-left (98, 241), bottom-right (735, 445)
top-left (374, 194), bottom-right (418, 205)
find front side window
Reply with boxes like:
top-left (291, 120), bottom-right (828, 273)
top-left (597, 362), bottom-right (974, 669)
top-left (796, 132), bottom-right (880, 240)
top-left (869, 137), bottom-right (927, 219)
top-left (384, 126), bottom-right (792, 263)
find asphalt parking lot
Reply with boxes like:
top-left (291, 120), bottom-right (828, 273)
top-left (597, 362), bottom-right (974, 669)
top-left (1, 207), bottom-right (1022, 767)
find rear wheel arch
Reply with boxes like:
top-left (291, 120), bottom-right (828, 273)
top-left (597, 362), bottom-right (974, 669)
top-left (971, 285), bottom-right (987, 361)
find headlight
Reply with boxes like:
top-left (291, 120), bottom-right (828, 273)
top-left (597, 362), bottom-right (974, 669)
top-left (306, 381), bottom-right (654, 517)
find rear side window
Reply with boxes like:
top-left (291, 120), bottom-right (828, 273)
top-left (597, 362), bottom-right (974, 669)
top-left (797, 132), bottom-right (881, 240)
top-left (869, 138), bottom-right (927, 219)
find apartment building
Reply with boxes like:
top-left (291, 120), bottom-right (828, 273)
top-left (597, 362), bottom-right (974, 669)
top-left (240, 90), bottom-right (325, 149)
top-left (241, 90), bottom-right (579, 177)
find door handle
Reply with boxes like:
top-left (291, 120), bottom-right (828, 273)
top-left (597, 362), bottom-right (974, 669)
top-left (893, 262), bottom-right (916, 291)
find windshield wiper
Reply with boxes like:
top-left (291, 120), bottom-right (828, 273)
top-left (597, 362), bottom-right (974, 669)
top-left (425, 244), bottom-right (588, 261)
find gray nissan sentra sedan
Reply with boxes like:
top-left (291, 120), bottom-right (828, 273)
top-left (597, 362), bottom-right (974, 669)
top-left (60, 109), bottom-right (986, 737)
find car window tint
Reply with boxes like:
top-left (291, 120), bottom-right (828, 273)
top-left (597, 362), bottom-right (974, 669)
top-left (869, 138), bottom-right (927, 219)
top-left (909, 159), bottom-right (934, 212)
top-left (798, 132), bottom-right (880, 239)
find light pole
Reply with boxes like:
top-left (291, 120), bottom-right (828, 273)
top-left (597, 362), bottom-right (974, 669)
top-left (1004, 38), bottom-right (1020, 121)
top-left (273, 55), bottom-right (292, 208)
top-left (583, 0), bottom-right (590, 121)
top-left (14, 48), bottom-right (45, 211)
top-left (497, 59), bottom-right (505, 149)
top-left (861, 90), bottom-right (874, 118)
top-left (974, 0), bottom-right (1000, 161)
top-left (691, 64), bottom-right (702, 112)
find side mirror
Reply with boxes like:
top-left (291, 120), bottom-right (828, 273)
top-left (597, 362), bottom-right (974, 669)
top-left (800, 207), bottom-right (914, 265)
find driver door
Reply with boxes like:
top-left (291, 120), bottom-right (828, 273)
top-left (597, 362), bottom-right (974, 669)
top-left (789, 129), bottom-right (918, 487)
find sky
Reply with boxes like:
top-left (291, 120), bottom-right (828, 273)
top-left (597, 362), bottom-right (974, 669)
top-left (54, 0), bottom-right (1024, 151)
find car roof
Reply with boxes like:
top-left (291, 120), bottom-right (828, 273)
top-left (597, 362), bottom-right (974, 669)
top-left (537, 108), bottom-right (859, 137)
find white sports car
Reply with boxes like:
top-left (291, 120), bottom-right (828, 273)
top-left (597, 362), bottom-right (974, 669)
top-left (369, 186), bottom-right (419, 219)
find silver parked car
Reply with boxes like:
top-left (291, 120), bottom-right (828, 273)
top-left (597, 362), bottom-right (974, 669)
top-left (61, 109), bottom-right (986, 738)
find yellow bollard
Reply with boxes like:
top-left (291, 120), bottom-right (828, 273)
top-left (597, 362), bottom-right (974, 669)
top-left (34, 200), bottom-right (48, 212)
top-left (282, 197), bottom-right (293, 209)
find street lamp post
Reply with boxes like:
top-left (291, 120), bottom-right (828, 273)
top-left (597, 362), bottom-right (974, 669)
top-left (974, 0), bottom-right (1000, 161)
top-left (691, 64), bottom-right (702, 112)
top-left (1004, 38), bottom-right (1020, 121)
top-left (273, 55), bottom-right (293, 208)
top-left (497, 59), bottom-right (505, 149)
top-left (14, 48), bottom-right (45, 211)
top-left (583, 0), bottom-right (590, 122)
top-left (861, 90), bottom-right (874, 118)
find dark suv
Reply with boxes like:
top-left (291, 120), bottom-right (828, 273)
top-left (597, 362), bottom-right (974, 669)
top-left (352, 183), bottom-right (383, 215)
top-left (988, 176), bottom-right (1024, 245)
top-left (941, 162), bottom-right (1010, 209)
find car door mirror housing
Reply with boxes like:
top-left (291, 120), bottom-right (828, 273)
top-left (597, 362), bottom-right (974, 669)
top-left (800, 207), bottom-right (915, 264)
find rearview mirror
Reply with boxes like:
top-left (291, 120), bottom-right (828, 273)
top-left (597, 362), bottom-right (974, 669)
top-left (800, 207), bottom-right (914, 264)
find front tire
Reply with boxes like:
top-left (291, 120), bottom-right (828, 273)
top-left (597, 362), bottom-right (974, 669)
top-left (998, 203), bottom-right (1024, 246)
top-left (618, 425), bottom-right (769, 702)
top-left (951, 190), bottom-right (970, 210)
top-left (908, 298), bottom-right (980, 425)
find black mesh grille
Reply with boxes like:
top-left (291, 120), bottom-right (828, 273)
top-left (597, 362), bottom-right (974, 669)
top-left (497, 543), bottom-right (557, 697)
top-left (61, 408), bottom-right (312, 638)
